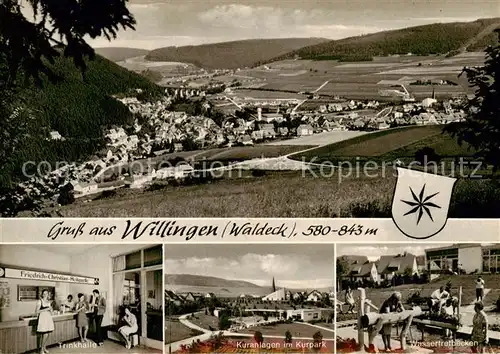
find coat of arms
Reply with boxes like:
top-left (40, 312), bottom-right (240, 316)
top-left (391, 168), bottom-right (456, 239)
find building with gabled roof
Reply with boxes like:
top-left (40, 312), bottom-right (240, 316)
top-left (376, 252), bottom-right (418, 281)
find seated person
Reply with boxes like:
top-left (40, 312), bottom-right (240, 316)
top-left (430, 286), bottom-right (450, 313)
top-left (118, 306), bottom-right (139, 350)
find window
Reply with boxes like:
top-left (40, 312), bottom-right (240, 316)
top-left (144, 245), bottom-right (162, 267)
top-left (123, 273), bottom-right (140, 305)
top-left (125, 251), bottom-right (141, 270)
top-left (483, 257), bottom-right (490, 273)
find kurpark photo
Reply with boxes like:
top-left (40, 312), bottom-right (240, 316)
top-left (0, 244), bottom-right (163, 354)
top-left (336, 243), bottom-right (500, 353)
top-left (164, 244), bottom-right (335, 353)
top-left (0, 1), bottom-right (499, 218)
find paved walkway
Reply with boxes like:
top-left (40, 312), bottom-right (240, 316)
top-left (178, 312), bottom-right (210, 334)
top-left (301, 322), bottom-right (336, 333)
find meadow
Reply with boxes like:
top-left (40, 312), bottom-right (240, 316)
top-left (292, 125), bottom-right (474, 163)
top-left (59, 170), bottom-right (500, 218)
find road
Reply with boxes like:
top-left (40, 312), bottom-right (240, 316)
top-left (313, 80), bottom-right (331, 93)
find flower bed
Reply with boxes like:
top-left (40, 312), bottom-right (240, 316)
top-left (336, 336), bottom-right (500, 353)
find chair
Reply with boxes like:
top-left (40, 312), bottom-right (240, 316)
top-left (129, 331), bottom-right (139, 347)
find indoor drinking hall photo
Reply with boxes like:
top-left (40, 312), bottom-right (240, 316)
top-left (0, 244), bottom-right (163, 354)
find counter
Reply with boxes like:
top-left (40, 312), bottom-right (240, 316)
top-left (0, 312), bottom-right (91, 354)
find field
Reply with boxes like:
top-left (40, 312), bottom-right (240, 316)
top-left (238, 322), bottom-right (335, 339)
top-left (165, 319), bottom-right (204, 344)
top-left (293, 125), bottom-right (475, 163)
top-left (58, 168), bottom-right (500, 218)
top-left (232, 52), bottom-right (485, 100)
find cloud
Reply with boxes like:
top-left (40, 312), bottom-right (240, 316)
top-left (87, 2), bottom-right (493, 50)
top-left (336, 244), bottom-right (451, 261)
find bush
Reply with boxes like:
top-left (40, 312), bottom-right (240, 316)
top-left (218, 315), bottom-right (231, 330)
top-left (251, 169), bottom-right (266, 177)
top-left (57, 184), bottom-right (75, 205)
top-left (415, 147), bottom-right (441, 165)
top-left (449, 180), bottom-right (500, 218)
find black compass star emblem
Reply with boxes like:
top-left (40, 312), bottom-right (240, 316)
top-left (401, 184), bottom-right (441, 224)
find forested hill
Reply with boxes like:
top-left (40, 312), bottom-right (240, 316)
top-left (94, 47), bottom-right (150, 62)
top-left (2, 54), bottom-right (162, 187)
top-left (266, 18), bottom-right (500, 63)
top-left (145, 38), bottom-right (329, 69)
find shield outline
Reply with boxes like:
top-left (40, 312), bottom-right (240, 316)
top-left (391, 167), bottom-right (457, 240)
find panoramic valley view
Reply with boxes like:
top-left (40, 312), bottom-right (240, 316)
top-left (164, 244), bottom-right (335, 353)
top-left (1, 0), bottom-right (499, 217)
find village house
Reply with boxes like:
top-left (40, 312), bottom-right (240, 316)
top-left (376, 252), bottom-right (419, 282)
top-left (173, 143), bottom-right (184, 152)
top-left (238, 135), bottom-right (253, 146)
top-left (278, 127), bottom-right (289, 136)
top-left (49, 131), bottom-right (64, 140)
top-left (328, 103), bottom-right (343, 112)
top-left (128, 174), bottom-right (154, 189)
top-left (256, 123), bottom-right (276, 139)
top-left (297, 124), bottom-right (314, 136)
top-left (306, 290), bottom-right (323, 302)
top-left (156, 164), bottom-right (194, 180)
top-left (165, 290), bottom-right (184, 306)
top-left (71, 181), bottom-right (99, 195)
top-left (251, 130), bottom-right (264, 141)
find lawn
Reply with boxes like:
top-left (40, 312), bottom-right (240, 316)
top-left (337, 274), bottom-right (500, 309)
top-left (185, 313), bottom-right (219, 331)
top-left (165, 319), bottom-right (204, 344)
top-left (238, 322), bottom-right (335, 339)
top-left (59, 170), bottom-right (500, 218)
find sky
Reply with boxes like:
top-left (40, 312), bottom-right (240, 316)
top-left (85, 0), bottom-right (500, 49)
top-left (164, 244), bottom-right (334, 289)
top-left (337, 243), bottom-right (452, 262)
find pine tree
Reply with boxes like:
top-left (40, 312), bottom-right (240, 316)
top-left (444, 29), bottom-right (500, 172)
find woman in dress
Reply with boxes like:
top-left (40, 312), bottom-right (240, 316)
top-left (379, 291), bottom-right (404, 353)
top-left (118, 306), bottom-right (139, 349)
top-left (345, 286), bottom-right (355, 314)
top-left (471, 302), bottom-right (489, 353)
top-left (35, 289), bottom-right (55, 354)
top-left (75, 293), bottom-right (89, 343)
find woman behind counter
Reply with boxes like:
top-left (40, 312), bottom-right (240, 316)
top-left (35, 289), bottom-right (55, 354)
top-left (75, 293), bottom-right (89, 343)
